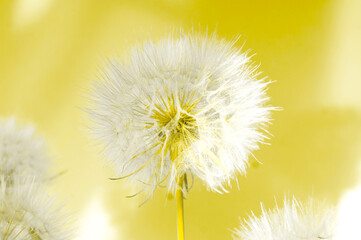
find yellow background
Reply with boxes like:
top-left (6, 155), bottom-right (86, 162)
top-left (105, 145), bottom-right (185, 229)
top-left (1, 0), bottom-right (361, 239)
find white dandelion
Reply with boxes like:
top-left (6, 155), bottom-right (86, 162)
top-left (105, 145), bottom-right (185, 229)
top-left (0, 117), bottom-right (49, 179)
top-left (0, 176), bottom-right (71, 240)
top-left (88, 32), bottom-right (274, 195)
top-left (88, 31), bottom-right (275, 240)
top-left (233, 197), bottom-right (338, 240)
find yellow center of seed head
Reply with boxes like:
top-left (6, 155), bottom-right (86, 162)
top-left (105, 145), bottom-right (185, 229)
top-left (151, 93), bottom-right (199, 163)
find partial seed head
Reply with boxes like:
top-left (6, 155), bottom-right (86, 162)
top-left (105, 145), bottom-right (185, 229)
top-left (0, 118), bottom-right (50, 179)
top-left (233, 197), bottom-right (337, 240)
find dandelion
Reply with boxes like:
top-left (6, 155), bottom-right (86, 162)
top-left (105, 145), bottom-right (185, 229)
top-left (0, 118), bottom-right (49, 179)
top-left (87, 32), bottom-right (274, 239)
top-left (233, 197), bottom-right (337, 240)
top-left (0, 176), bottom-right (71, 240)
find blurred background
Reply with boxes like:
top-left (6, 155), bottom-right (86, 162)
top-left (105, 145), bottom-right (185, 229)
top-left (1, 0), bottom-right (361, 239)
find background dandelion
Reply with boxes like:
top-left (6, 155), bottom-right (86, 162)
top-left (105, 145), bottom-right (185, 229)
top-left (233, 197), bottom-right (337, 240)
top-left (0, 177), bottom-right (71, 240)
top-left (0, 117), bottom-right (49, 179)
top-left (0, 118), bottom-right (73, 240)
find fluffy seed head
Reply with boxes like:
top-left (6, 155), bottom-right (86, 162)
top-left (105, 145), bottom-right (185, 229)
top-left (88, 32), bottom-right (273, 194)
top-left (0, 177), bottom-right (71, 240)
top-left (233, 197), bottom-right (337, 240)
top-left (0, 118), bottom-right (49, 178)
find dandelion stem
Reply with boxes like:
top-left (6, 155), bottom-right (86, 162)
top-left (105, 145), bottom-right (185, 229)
top-left (176, 175), bottom-right (185, 240)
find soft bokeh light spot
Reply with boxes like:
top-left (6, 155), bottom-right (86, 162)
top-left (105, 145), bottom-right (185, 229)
top-left (13, 0), bottom-right (53, 29)
top-left (336, 161), bottom-right (361, 239)
top-left (336, 185), bottom-right (361, 238)
top-left (324, 0), bottom-right (361, 107)
top-left (76, 195), bottom-right (116, 240)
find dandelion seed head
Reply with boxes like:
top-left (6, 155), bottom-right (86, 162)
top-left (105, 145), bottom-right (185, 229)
top-left (88, 32), bottom-right (274, 194)
top-left (233, 197), bottom-right (337, 240)
top-left (0, 176), bottom-right (71, 240)
top-left (0, 118), bottom-right (49, 178)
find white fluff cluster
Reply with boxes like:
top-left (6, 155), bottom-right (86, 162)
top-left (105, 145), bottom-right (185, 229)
top-left (88, 32), bottom-right (273, 194)
top-left (0, 118), bottom-right (49, 178)
top-left (233, 197), bottom-right (337, 240)
top-left (0, 177), bottom-right (70, 240)
top-left (0, 118), bottom-right (71, 239)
